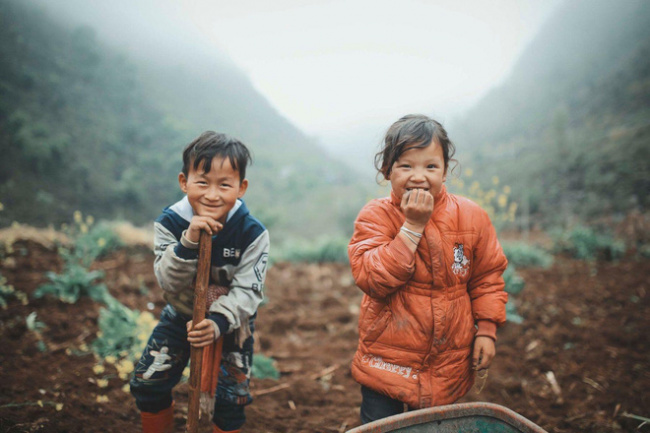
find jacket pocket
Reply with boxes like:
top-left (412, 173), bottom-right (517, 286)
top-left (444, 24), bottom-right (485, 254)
top-left (362, 306), bottom-right (391, 347)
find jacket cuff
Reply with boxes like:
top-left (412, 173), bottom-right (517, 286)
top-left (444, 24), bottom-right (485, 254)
top-left (476, 320), bottom-right (498, 341)
top-left (174, 231), bottom-right (199, 260)
top-left (208, 312), bottom-right (230, 336)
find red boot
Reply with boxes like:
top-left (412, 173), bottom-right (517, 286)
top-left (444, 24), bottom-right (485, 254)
top-left (213, 426), bottom-right (240, 433)
top-left (141, 402), bottom-right (174, 433)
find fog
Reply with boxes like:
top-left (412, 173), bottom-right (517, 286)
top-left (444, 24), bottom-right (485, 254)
top-left (32, 0), bottom-right (561, 168)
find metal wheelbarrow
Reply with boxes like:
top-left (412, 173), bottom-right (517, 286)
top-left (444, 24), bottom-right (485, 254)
top-left (346, 402), bottom-right (548, 433)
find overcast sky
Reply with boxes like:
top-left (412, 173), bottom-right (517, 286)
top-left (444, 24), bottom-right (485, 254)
top-left (38, 0), bottom-right (562, 154)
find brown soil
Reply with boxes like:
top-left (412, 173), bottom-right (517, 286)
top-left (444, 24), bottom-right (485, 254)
top-left (0, 239), bottom-right (648, 432)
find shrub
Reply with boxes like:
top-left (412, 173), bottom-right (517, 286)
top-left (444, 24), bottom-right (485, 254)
top-left (277, 236), bottom-right (349, 263)
top-left (552, 225), bottom-right (626, 260)
top-left (502, 242), bottom-right (553, 268)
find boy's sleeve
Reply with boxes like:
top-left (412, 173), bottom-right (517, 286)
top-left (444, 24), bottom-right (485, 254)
top-left (348, 202), bottom-right (415, 299)
top-left (208, 229), bottom-right (269, 333)
top-left (153, 221), bottom-right (198, 295)
top-left (467, 211), bottom-right (509, 332)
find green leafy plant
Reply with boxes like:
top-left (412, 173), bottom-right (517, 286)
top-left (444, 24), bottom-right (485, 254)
top-left (502, 242), bottom-right (553, 268)
top-left (252, 354), bottom-right (279, 380)
top-left (34, 262), bottom-right (112, 304)
top-left (92, 301), bottom-right (156, 360)
top-left (503, 266), bottom-right (525, 295)
top-left (552, 225), bottom-right (626, 261)
top-left (0, 273), bottom-right (27, 309)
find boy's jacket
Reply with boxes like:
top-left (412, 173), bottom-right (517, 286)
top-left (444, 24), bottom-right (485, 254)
top-left (348, 185), bottom-right (508, 408)
top-left (153, 197), bottom-right (269, 333)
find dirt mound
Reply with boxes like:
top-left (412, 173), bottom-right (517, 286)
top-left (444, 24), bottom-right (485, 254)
top-left (0, 240), bottom-right (648, 432)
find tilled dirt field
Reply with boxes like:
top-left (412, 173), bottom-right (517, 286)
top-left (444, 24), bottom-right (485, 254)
top-left (0, 239), bottom-right (648, 432)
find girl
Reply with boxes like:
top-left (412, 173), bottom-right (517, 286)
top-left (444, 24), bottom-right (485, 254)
top-left (348, 114), bottom-right (508, 424)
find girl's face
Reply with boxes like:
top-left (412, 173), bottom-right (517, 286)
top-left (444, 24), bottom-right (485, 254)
top-left (389, 139), bottom-right (447, 200)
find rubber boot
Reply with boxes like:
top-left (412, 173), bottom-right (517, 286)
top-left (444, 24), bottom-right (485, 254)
top-left (141, 402), bottom-right (174, 433)
top-left (213, 426), bottom-right (240, 433)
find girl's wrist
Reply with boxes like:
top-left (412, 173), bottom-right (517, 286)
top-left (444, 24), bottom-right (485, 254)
top-left (403, 220), bottom-right (425, 233)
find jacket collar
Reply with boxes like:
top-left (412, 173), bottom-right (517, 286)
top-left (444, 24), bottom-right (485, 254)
top-left (390, 184), bottom-right (448, 214)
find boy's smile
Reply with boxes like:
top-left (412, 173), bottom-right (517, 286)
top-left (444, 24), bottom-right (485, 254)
top-left (179, 156), bottom-right (248, 223)
top-left (389, 139), bottom-right (447, 200)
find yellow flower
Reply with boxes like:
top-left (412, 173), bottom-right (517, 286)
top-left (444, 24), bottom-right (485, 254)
top-left (122, 384), bottom-right (130, 394)
top-left (86, 215), bottom-right (94, 225)
top-left (56, 403), bottom-right (63, 411)
top-left (116, 359), bottom-right (134, 376)
top-left (96, 395), bottom-right (109, 403)
top-left (104, 356), bottom-right (117, 365)
top-left (80, 224), bottom-right (88, 234)
top-left (498, 195), bottom-right (508, 208)
top-left (73, 211), bottom-right (83, 224)
top-left (465, 168), bottom-right (473, 177)
top-left (93, 364), bottom-right (105, 375)
top-left (492, 176), bottom-right (499, 185)
top-left (0, 202), bottom-right (4, 211)
top-left (182, 366), bottom-right (190, 379)
top-left (97, 238), bottom-right (106, 248)
top-left (503, 185), bottom-right (511, 195)
top-left (97, 379), bottom-right (109, 388)
top-left (79, 343), bottom-right (89, 352)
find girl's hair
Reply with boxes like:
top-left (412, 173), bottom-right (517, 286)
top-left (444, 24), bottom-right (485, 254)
top-left (182, 131), bottom-right (252, 182)
top-left (374, 114), bottom-right (456, 180)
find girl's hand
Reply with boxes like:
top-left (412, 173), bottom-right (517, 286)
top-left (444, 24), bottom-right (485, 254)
top-left (473, 336), bottom-right (496, 370)
top-left (186, 319), bottom-right (219, 348)
top-left (186, 216), bottom-right (222, 243)
top-left (401, 188), bottom-right (434, 231)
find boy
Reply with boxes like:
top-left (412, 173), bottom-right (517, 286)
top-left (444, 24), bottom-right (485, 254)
top-left (130, 131), bottom-right (270, 433)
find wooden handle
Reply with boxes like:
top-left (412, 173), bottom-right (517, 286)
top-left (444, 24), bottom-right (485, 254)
top-left (186, 230), bottom-right (212, 433)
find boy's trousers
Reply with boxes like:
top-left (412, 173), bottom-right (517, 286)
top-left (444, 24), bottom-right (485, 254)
top-left (130, 304), bottom-right (255, 431)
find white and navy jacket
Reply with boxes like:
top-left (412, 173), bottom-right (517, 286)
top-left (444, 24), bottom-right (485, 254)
top-left (153, 196), bottom-right (269, 335)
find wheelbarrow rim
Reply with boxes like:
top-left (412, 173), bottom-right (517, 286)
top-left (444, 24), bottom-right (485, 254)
top-left (346, 402), bottom-right (548, 433)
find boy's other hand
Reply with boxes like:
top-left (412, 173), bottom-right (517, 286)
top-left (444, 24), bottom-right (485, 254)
top-left (186, 216), bottom-right (222, 243)
top-left (472, 336), bottom-right (495, 370)
top-left (401, 188), bottom-right (434, 231)
top-left (186, 319), bottom-right (220, 348)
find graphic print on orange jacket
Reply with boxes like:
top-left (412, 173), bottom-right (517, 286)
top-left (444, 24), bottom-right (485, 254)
top-left (348, 185), bottom-right (508, 409)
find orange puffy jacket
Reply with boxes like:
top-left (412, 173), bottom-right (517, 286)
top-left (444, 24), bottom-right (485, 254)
top-left (348, 185), bottom-right (508, 408)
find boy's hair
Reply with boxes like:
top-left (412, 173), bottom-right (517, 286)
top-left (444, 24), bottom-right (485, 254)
top-left (374, 114), bottom-right (456, 180)
top-left (182, 131), bottom-right (252, 182)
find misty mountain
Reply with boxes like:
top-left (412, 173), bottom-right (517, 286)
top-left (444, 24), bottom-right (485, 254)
top-left (0, 0), bottom-right (369, 239)
top-left (451, 0), bottom-right (650, 224)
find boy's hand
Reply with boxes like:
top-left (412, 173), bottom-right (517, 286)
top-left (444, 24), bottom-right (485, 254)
top-left (473, 336), bottom-right (496, 370)
top-left (401, 188), bottom-right (434, 231)
top-left (186, 216), bottom-right (222, 243)
top-left (186, 319), bottom-right (220, 348)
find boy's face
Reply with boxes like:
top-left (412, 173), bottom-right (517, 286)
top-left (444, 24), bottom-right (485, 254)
top-left (178, 156), bottom-right (248, 224)
top-left (389, 138), bottom-right (447, 200)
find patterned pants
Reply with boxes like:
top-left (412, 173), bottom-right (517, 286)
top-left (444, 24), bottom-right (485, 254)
top-left (130, 304), bottom-right (255, 431)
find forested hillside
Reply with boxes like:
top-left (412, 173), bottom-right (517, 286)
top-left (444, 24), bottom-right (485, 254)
top-left (0, 0), bottom-right (369, 239)
top-left (452, 0), bottom-right (650, 226)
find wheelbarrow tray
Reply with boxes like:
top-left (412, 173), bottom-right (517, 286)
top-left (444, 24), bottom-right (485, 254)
top-left (346, 402), bottom-right (548, 433)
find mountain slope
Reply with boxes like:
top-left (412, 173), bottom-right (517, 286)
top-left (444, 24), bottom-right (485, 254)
top-left (0, 0), bottom-right (369, 238)
top-left (451, 0), bottom-right (650, 223)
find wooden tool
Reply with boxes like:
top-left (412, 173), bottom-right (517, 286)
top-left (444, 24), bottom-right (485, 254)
top-left (186, 230), bottom-right (212, 433)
